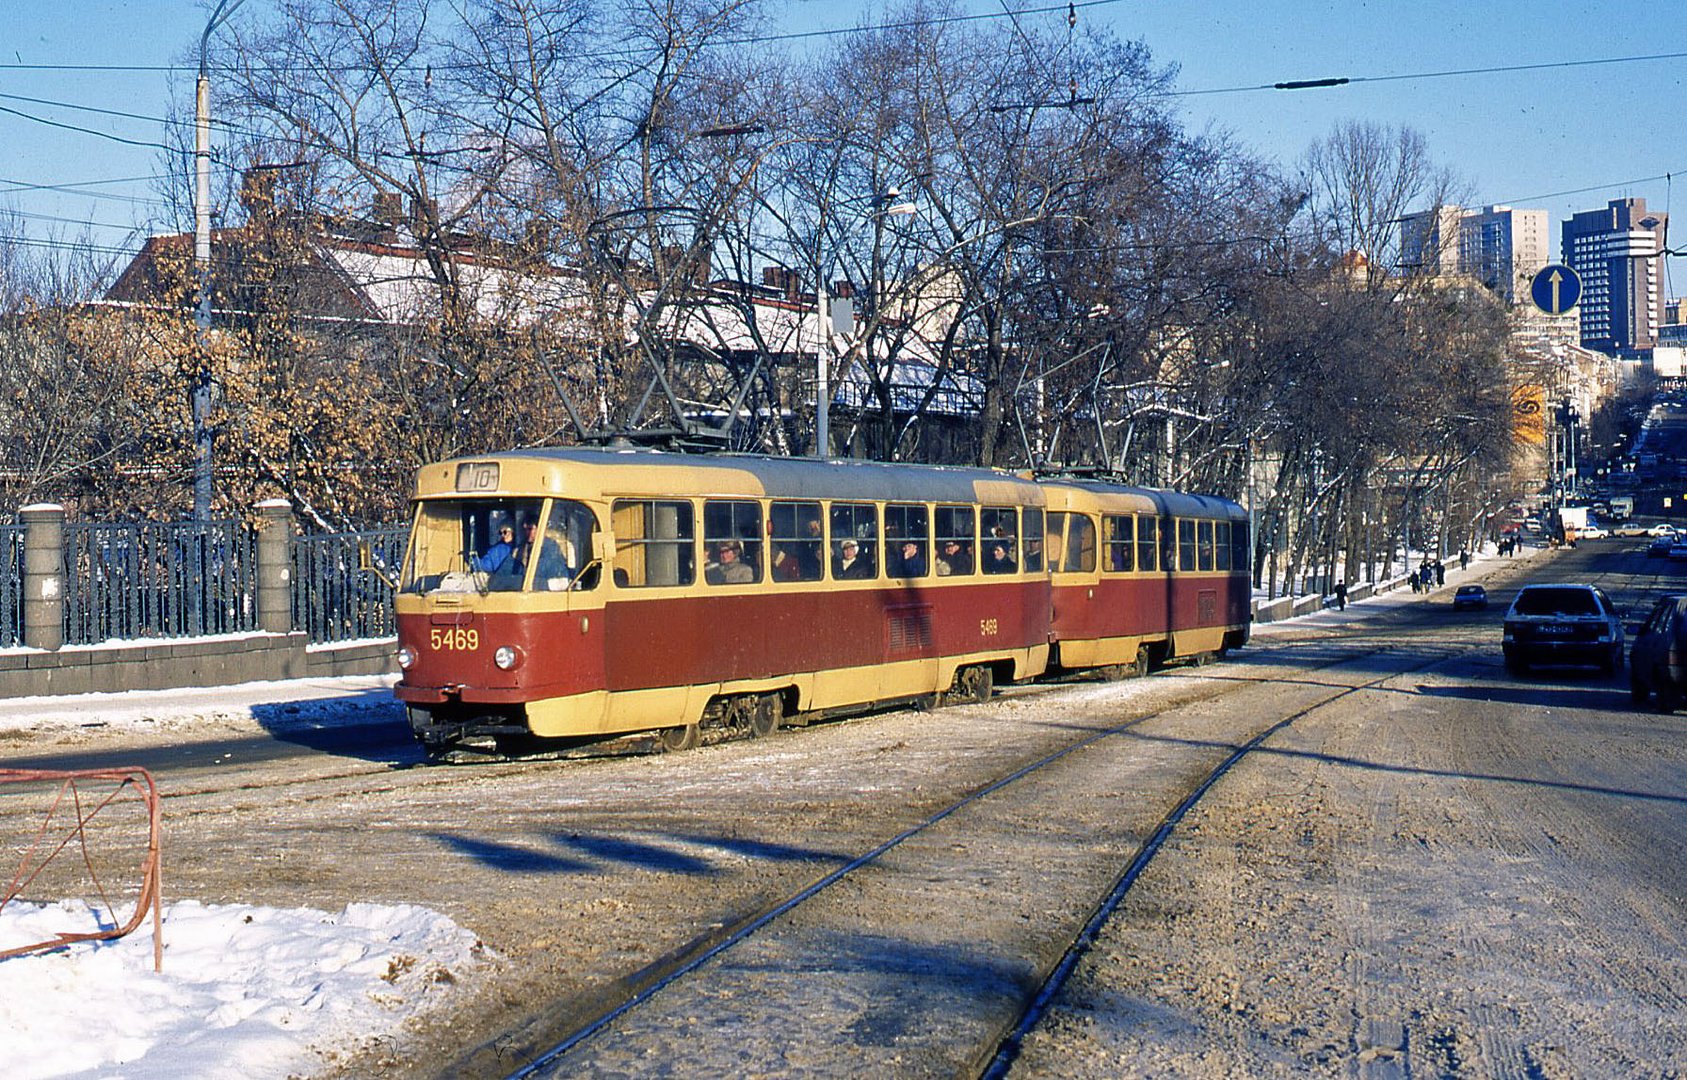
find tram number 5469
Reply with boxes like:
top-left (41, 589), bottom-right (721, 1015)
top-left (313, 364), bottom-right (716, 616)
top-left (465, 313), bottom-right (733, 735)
top-left (979, 618), bottom-right (999, 637)
top-left (430, 627), bottom-right (480, 651)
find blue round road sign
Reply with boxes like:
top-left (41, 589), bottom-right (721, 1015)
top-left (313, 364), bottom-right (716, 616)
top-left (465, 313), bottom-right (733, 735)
top-left (1530, 264), bottom-right (1581, 315)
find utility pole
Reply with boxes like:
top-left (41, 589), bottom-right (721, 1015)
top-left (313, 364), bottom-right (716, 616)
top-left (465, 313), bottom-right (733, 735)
top-left (193, 0), bottom-right (246, 521)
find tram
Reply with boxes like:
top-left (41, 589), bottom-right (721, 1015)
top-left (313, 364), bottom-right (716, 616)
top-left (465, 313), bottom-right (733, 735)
top-left (391, 448), bottom-right (1249, 755)
top-left (1040, 478), bottom-right (1251, 676)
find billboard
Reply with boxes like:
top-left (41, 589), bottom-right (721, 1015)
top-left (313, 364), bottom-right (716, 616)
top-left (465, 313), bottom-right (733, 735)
top-left (1512, 383), bottom-right (1546, 446)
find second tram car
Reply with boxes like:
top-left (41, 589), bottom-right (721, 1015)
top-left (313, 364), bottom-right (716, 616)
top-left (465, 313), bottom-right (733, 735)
top-left (392, 448), bottom-right (1250, 755)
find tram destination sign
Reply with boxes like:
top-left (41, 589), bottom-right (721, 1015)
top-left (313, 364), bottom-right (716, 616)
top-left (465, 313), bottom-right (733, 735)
top-left (1530, 264), bottom-right (1581, 315)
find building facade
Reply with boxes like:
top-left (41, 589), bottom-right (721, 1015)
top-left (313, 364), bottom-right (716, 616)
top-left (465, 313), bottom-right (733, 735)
top-left (1561, 197), bottom-right (1668, 353)
top-left (1399, 204), bottom-right (1550, 303)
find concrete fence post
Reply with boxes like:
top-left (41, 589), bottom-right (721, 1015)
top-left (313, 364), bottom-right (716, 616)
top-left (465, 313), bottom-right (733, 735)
top-left (255, 499), bottom-right (294, 634)
top-left (21, 503), bottom-right (66, 651)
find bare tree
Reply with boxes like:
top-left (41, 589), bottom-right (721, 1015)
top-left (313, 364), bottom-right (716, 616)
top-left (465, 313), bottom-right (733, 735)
top-left (1302, 120), bottom-right (1466, 289)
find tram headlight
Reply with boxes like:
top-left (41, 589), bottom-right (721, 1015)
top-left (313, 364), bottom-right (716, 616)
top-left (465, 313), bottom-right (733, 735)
top-left (397, 645), bottom-right (416, 669)
top-left (494, 645), bottom-right (522, 670)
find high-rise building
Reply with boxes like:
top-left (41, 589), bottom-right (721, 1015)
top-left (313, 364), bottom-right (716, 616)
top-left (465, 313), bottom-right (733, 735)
top-left (1398, 205), bottom-right (1464, 278)
top-left (1398, 204), bottom-right (1551, 304)
top-left (1561, 198), bottom-right (1668, 352)
top-left (1461, 205), bottom-right (1551, 304)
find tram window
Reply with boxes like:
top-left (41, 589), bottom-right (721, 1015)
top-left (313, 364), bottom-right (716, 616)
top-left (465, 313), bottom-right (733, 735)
top-left (1045, 514), bottom-right (1066, 571)
top-left (830, 502), bottom-right (879, 579)
top-left (1214, 521), bottom-right (1232, 571)
top-left (1198, 519), bottom-right (1215, 571)
top-left (1104, 514), bottom-right (1134, 573)
top-left (885, 503), bottom-right (930, 578)
top-left (1136, 516), bottom-right (1158, 573)
top-left (533, 500), bottom-right (600, 591)
top-left (770, 501), bottom-right (824, 582)
top-left (1178, 519), bottom-right (1196, 572)
top-left (935, 505), bottom-right (976, 576)
top-left (703, 500), bottom-right (763, 585)
top-left (980, 507), bottom-right (1018, 574)
top-left (611, 499), bottom-right (695, 588)
top-left (1022, 507), bottom-right (1045, 572)
top-left (401, 498), bottom-right (542, 594)
top-left (1069, 515), bottom-right (1096, 572)
top-left (1230, 520), bottom-right (1250, 573)
top-left (1047, 512), bottom-right (1095, 573)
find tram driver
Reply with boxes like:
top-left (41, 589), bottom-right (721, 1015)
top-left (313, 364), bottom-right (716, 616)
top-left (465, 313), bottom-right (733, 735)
top-left (475, 523), bottom-right (516, 573)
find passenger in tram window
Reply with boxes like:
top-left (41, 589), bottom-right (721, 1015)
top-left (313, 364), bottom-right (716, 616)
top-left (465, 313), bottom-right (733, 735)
top-left (936, 538), bottom-right (972, 576)
top-left (475, 523), bottom-right (516, 573)
top-left (706, 540), bottom-right (755, 584)
top-left (896, 539), bottom-right (928, 578)
top-left (1023, 534), bottom-right (1044, 572)
top-left (801, 518), bottom-right (824, 578)
top-left (834, 539), bottom-right (874, 579)
top-left (531, 531), bottom-right (573, 585)
top-left (772, 522), bottom-right (823, 581)
top-left (984, 540), bottom-right (1017, 574)
top-left (771, 544), bottom-right (800, 581)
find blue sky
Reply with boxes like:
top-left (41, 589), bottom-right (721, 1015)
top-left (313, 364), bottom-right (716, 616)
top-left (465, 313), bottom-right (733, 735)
top-left (4, 0), bottom-right (1685, 291)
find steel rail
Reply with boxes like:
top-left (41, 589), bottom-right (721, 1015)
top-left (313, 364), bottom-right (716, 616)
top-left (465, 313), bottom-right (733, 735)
top-left (977, 645), bottom-right (1462, 1078)
top-left (495, 639), bottom-right (1444, 1078)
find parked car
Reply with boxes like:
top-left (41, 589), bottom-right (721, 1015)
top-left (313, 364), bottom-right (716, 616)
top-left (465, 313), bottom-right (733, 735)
top-left (1629, 594), bottom-right (1687, 710)
top-left (1502, 583), bottom-right (1625, 676)
top-left (1577, 525), bottom-right (1611, 539)
top-left (1645, 523), bottom-right (1679, 537)
top-left (1649, 536), bottom-right (1676, 557)
top-left (1451, 584), bottom-right (1488, 611)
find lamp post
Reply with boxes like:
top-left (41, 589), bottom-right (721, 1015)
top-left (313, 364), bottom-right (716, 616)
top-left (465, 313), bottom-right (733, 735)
top-left (814, 188), bottom-right (915, 457)
top-left (192, 0), bottom-right (246, 521)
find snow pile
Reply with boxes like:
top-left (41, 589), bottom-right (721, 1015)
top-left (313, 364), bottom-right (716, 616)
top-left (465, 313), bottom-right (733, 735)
top-left (0, 898), bottom-right (483, 1079)
top-left (0, 675), bottom-right (401, 737)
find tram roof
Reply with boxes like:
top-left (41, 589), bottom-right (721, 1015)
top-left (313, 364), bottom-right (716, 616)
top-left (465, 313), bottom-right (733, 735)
top-left (1037, 476), bottom-right (1246, 521)
top-left (416, 447), bottom-right (1046, 505)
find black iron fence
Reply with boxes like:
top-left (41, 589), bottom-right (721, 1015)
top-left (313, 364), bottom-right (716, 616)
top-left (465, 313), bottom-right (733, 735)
top-left (4, 519), bottom-right (406, 649)
top-left (1, 525), bottom-right (22, 649)
top-left (64, 521), bottom-right (258, 643)
top-left (292, 528), bottom-right (408, 644)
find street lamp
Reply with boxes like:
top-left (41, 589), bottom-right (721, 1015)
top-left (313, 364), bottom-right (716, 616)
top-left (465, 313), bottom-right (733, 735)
top-left (192, 0), bottom-right (246, 521)
top-left (814, 187), bottom-right (916, 457)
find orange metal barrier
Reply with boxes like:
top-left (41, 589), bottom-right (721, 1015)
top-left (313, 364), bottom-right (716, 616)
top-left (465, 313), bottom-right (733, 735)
top-left (0, 768), bottom-right (164, 971)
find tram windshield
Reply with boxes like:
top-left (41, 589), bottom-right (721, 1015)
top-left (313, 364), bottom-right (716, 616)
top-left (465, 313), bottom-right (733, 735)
top-left (401, 497), bottom-right (600, 594)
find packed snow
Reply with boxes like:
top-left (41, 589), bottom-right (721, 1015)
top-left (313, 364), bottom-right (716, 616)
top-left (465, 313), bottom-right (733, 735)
top-left (0, 899), bottom-right (482, 1080)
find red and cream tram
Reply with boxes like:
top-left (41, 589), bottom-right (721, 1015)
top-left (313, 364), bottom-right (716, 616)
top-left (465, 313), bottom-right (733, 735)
top-left (392, 448), bottom-right (1249, 755)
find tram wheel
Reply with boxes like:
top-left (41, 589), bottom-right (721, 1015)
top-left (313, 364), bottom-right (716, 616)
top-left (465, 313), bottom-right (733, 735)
top-left (1128, 645), bottom-right (1150, 679)
top-left (950, 664), bottom-right (994, 705)
top-left (749, 694), bottom-right (783, 738)
top-left (659, 723), bottom-right (701, 752)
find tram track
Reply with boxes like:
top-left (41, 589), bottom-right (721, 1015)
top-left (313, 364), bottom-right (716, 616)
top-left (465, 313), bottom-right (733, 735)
top-left (433, 637), bottom-right (1467, 1079)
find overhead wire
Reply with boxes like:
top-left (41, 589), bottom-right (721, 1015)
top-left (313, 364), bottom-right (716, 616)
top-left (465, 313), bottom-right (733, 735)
top-left (0, 1), bottom-right (1127, 75)
top-left (1176, 49), bottom-right (1687, 98)
top-left (2, 17), bottom-right (1684, 272)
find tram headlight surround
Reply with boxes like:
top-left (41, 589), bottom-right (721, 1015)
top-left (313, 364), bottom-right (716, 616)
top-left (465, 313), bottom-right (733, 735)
top-left (494, 645), bottom-right (522, 670)
top-left (397, 645), bottom-right (416, 669)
